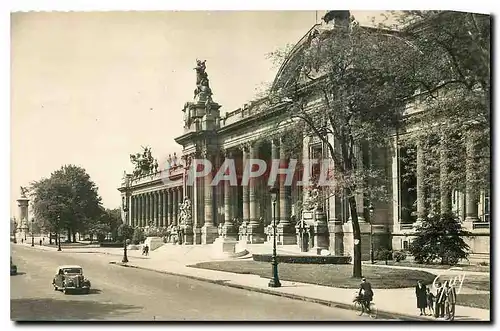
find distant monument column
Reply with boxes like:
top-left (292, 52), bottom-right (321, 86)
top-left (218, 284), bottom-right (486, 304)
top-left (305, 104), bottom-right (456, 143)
top-left (16, 187), bottom-right (29, 243)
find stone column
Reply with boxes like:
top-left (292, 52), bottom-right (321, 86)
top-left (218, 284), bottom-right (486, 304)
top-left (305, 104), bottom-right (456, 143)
top-left (165, 189), bottom-right (174, 225)
top-left (159, 191), bottom-right (164, 227)
top-left (142, 193), bottom-right (146, 226)
top-left (202, 152), bottom-right (217, 244)
top-left (177, 187), bottom-right (183, 219)
top-left (222, 151), bottom-right (237, 240)
top-left (149, 192), bottom-right (155, 226)
top-left (440, 133), bottom-right (451, 214)
top-left (277, 137), bottom-right (296, 244)
top-left (416, 139), bottom-right (426, 221)
top-left (172, 188), bottom-right (178, 226)
top-left (247, 142), bottom-right (265, 243)
top-left (271, 139), bottom-right (281, 223)
top-left (16, 192), bottom-right (29, 243)
top-left (465, 131), bottom-right (480, 222)
top-left (130, 195), bottom-right (139, 226)
top-left (242, 146), bottom-right (250, 225)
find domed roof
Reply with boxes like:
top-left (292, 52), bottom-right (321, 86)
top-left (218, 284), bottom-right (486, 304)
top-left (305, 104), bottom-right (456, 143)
top-left (270, 11), bottom-right (352, 93)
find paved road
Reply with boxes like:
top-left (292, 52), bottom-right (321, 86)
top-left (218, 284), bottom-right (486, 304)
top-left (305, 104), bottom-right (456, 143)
top-left (11, 244), bottom-right (396, 321)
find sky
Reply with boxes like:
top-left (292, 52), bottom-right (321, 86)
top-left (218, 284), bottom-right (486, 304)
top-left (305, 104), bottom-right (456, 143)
top-left (10, 10), bottom-right (393, 217)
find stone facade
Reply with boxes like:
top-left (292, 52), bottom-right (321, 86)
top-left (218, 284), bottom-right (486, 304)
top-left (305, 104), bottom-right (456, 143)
top-left (118, 14), bottom-right (490, 259)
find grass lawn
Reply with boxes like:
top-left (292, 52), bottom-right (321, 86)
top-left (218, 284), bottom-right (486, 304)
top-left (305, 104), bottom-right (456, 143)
top-left (457, 293), bottom-right (490, 310)
top-left (380, 260), bottom-right (490, 273)
top-left (189, 260), bottom-right (436, 289)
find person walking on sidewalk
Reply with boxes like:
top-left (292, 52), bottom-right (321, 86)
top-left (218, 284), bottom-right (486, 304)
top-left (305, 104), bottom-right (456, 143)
top-left (426, 287), bottom-right (435, 316)
top-left (415, 280), bottom-right (427, 316)
top-left (144, 244), bottom-right (149, 256)
top-left (444, 281), bottom-right (457, 321)
top-left (435, 282), bottom-right (445, 318)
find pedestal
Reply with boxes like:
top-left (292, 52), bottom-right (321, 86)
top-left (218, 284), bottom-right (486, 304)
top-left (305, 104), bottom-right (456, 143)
top-left (201, 224), bottom-right (218, 244)
top-left (193, 227), bottom-right (202, 245)
top-left (182, 225), bottom-right (194, 245)
top-left (277, 223), bottom-right (297, 245)
top-left (221, 222), bottom-right (238, 241)
top-left (246, 225), bottom-right (265, 244)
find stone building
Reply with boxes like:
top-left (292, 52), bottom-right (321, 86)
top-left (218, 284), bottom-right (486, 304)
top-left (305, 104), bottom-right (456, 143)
top-left (118, 11), bottom-right (490, 261)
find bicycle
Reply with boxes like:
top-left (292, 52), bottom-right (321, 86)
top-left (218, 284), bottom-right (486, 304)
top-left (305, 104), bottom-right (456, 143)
top-left (353, 296), bottom-right (378, 319)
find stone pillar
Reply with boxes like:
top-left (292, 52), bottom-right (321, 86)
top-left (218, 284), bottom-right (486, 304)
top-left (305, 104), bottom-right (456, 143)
top-left (159, 191), bottom-right (164, 227)
top-left (149, 192), bottom-right (154, 226)
top-left (138, 195), bottom-right (142, 227)
top-left (177, 187), bottom-right (183, 222)
top-left (172, 188), bottom-right (178, 226)
top-left (465, 131), bottom-right (480, 222)
top-left (416, 139), bottom-right (426, 221)
top-left (277, 137), bottom-right (296, 244)
top-left (242, 146), bottom-right (250, 224)
top-left (166, 189), bottom-right (172, 226)
top-left (133, 195), bottom-right (137, 227)
top-left (16, 192), bottom-right (29, 243)
top-left (222, 151), bottom-right (238, 240)
top-left (202, 152), bottom-right (218, 244)
top-left (141, 194), bottom-right (146, 227)
top-left (440, 133), bottom-right (451, 214)
top-left (131, 196), bottom-right (136, 227)
top-left (271, 139), bottom-right (281, 223)
top-left (247, 142), bottom-right (265, 243)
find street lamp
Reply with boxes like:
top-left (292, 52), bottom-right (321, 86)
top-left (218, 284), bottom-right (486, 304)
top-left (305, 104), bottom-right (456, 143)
top-left (122, 174), bottom-right (132, 263)
top-left (31, 218), bottom-right (34, 247)
top-left (268, 186), bottom-right (281, 288)
top-left (57, 215), bottom-right (62, 251)
top-left (368, 203), bottom-right (375, 264)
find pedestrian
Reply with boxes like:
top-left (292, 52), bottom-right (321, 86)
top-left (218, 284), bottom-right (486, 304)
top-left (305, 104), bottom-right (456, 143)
top-left (144, 244), bottom-right (149, 256)
top-left (39, 239), bottom-right (42, 246)
top-left (415, 280), bottom-right (427, 316)
top-left (426, 287), bottom-right (435, 316)
top-left (435, 281), bottom-right (445, 318)
top-left (444, 281), bottom-right (457, 321)
top-left (21, 238), bottom-right (24, 244)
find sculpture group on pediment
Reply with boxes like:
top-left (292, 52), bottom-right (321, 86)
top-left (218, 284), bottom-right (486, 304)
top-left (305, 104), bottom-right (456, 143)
top-left (130, 146), bottom-right (159, 178)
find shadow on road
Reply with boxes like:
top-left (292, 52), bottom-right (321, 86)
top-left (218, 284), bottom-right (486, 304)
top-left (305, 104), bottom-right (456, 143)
top-left (11, 298), bottom-right (141, 321)
top-left (11, 272), bottom-right (26, 276)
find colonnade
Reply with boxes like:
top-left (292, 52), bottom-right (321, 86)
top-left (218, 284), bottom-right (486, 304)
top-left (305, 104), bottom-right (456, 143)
top-left (128, 187), bottom-right (183, 228)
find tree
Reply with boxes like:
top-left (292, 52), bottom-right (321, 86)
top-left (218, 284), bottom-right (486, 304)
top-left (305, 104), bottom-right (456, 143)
top-left (265, 14), bottom-right (420, 277)
top-left (30, 165), bottom-right (102, 242)
top-left (131, 227), bottom-right (145, 245)
top-left (117, 224), bottom-right (134, 243)
top-left (409, 213), bottom-right (472, 265)
top-left (10, 217), bottom-right (17, 237)
top-left (385, 11), bottom-right (490, 209)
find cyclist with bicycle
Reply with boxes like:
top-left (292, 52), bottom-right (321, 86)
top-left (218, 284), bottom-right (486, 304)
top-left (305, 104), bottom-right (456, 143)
top-left (358, 277), bottom-right (374, 312)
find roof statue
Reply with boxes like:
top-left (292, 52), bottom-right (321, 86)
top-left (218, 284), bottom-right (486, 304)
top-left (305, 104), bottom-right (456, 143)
top-left (193, 59), bottom-right (213, 101)
top-left (20, 186), bottom-right (28, 198)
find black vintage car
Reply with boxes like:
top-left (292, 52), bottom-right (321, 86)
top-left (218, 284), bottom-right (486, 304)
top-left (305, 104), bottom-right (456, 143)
top-left (10, 257), bottom-right (17, 275)
top-left (52, 265), bottom-right (91, 294)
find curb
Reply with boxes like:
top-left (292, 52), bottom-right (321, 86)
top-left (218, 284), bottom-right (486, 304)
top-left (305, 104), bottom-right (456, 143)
top-left (19, 244), bottom-right (151, 260)
top-left (109, 261), bottom-right (429, 321)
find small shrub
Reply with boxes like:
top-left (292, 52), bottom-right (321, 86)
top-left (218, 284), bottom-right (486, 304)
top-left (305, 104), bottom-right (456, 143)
top-left (478, 261), bottom-right (489, 266)
top-left (393, 250), bottom-right (407, 262)
top-left (375, 249), bottom-right (393, 264)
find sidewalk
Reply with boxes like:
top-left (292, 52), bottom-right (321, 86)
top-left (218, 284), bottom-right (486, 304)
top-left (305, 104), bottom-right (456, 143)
top-left (18, 242), bottom-right (490, 321)
top-left (107, 257), bottom-right (490, 321)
